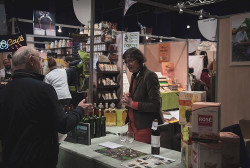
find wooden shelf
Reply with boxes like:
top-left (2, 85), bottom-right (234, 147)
top-left (46, 47), bottom-right (72, 50)
top-left (96, 71), bottom-right (120, 75)
top-left (97, 85), bottom-right (120, 89)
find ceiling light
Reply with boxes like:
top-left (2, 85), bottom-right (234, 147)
top-left (79, 29), bottom-right (84, 34)
top-left (160, 38), bottom-right (162, 42)
top-left (199, 9), bottom-right (204, 19)
top-left (187, 25), bottom-right (190, 29)
top-left (146, 36), bottom-right (149, 40)
top-left (177, 2), bottom-right (184, 14)
top-left (58, 26), bottom-right (62, 33)
top-left (79, 24), bottom-right (84, 34)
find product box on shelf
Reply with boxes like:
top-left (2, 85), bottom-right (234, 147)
top-left (181, 140), bottom-right (192, 168)
top-left (191, 102), bottom-right (221, 142)
top-left (191, 142), bottom-right (222, 168)
top-left (181, 125), bottom-right (192, 168)
top-left (220, 132), bottom-right (240, 168)
top-left (179, 91), bottom-right (206, 125)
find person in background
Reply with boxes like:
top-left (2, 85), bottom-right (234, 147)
top-left (0, 46), bottom-right (93, 168)
top-left (0, 58), bottom-right (12, 81)
top-left (45, 57), bottom-right (72, 107)
top-left (121, 47), bottom-right (164, 144)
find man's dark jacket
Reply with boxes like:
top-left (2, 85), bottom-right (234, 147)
top-left (0, 69), bottom-right (84, 168)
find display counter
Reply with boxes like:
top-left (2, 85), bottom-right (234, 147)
top-left (57, 126), bottom-right (183, 168)
top-left (160, 91), bottom-right (179, 111)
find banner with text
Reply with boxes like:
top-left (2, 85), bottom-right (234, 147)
top-left (0, 34), bottom-right (26, 52)
top-left (123, 32), bottom-right (139, 54)
top-left (158, 42), bottom-right (170, 62)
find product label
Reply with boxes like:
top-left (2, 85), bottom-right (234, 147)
top-left (151, 135), bottom-right (160, 147)
top-left (151, 121), bottom-right (158, 130)
top-left (192, 150), bottom-right (197, 163)
top-left (198, 115), bottom-right (213, 127)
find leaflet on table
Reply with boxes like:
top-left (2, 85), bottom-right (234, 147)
top-left (121, 155), bottom-right (175, 168)
top-left (99, 141), bottom-right (123, 149)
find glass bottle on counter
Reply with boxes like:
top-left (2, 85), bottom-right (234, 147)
top-left (110, 103), bottom-right (116, 126)
top-left (93, 103), bottom-right (101, 137)
top-left (98, 103), bottom-right (106, 136)
top-left (122, 105), bottom-right (128, 125)
top-left (151, 119), bottom-right (160, 155)
top-left (104, 103), bottom-right (110, 126)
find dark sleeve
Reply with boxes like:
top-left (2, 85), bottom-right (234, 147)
top-left (40, 84), bottom-right (84, 134)
top-left (137, 72), bottom-right (161, 113)
top-left (66, 69), bottom-right (72, 85)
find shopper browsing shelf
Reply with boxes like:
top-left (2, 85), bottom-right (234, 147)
top-left (45, 57), bottom-right (72, 107)
top-left (0, 46), bottom-right (93, 168)
top-left (121, 47), bottom-right (164, 144)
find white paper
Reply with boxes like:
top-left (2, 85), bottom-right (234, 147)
top-left (155, 72), bottom-right (163, 78)
top-left (99, 141), bottom-right (123, 149)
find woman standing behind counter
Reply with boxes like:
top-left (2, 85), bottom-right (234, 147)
top-left (121, 47), bottom-right (164, 144)
top-left (45, 57), bottom-right (72, 107)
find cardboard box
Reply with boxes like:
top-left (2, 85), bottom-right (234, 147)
top-left (179, 91), bottom-right (206, 125)
top-left (181, 140), bottom-right (192, 168)
top-left (191, 142), bottom-right (222, 168)
top-left (220, 132), bottom-right (240, 168)
top-left (191, 102), bottom-right (221, 142)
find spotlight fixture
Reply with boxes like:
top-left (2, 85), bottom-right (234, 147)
top-left (79, 29), bottom-right (84, 34)
top-left (58, 26), bottom-right (62, 33)
top-left (177, 2), bottom-right (184, 14)
top-left (199, 9), bottom-right (204, 19)
top-left (79, 24), bottom-right (84, 34)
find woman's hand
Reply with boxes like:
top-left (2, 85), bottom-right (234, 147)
top-left (121, 92), bottom-right (133, 108)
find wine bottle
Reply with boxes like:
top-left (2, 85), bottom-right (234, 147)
top-left (88, 108), bottom-right (95, 138)
top-left (151, 119), bottom-right (160, 155)
top-left (93, 103), bottom-right (101, 137)
top-left (122, 105), bottom-right (128, 126)
top-left (104, 103), bottom-right (110, 126)
top-left (110, 103), bottom-right (116, 126)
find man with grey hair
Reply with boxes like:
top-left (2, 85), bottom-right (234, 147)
top-left (0, 46), bottom-right (93, 168)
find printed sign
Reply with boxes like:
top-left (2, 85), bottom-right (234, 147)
top-left (198, 115), bottom-right (213, 127)
top-left (158, 42), bottom-right (170, 62)
top-left (33, 10), bottom-right (56, 36)
top-left (161, 62), bottom-right (174, 78)
top-left (0, 34), bottom-right (26, 52)
top-left (123, 32), bottom-right (139, 54)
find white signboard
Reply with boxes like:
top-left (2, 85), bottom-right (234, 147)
top-left (198, 18), bottom-right (217, 41)
top-left (73, 0), bottom-right (91, 25)
top-left (123, 32), bottom-right (140, 54)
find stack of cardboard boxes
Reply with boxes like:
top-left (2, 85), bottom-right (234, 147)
top-left (179, 91), bottom-right (206, 168)
top-left (179, 93), bottom-right (240, 168)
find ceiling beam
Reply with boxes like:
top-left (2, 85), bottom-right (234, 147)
top-left (133, 0), bottom-right (220, 18)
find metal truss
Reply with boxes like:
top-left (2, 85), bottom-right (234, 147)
top-left (177, 0), bottom-right (227, 8)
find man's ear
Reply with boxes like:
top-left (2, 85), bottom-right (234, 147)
top-left (29, 55), bottom-right (35, 67)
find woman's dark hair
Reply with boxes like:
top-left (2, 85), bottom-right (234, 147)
top-left (65, 56), bottom-right (74, 63)
top-left (122, 47), bottom-right (146, 64)
top-left (48, 57), bottom-right (57, 68)
top-left (200, 51), bottom-right (208, 68)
